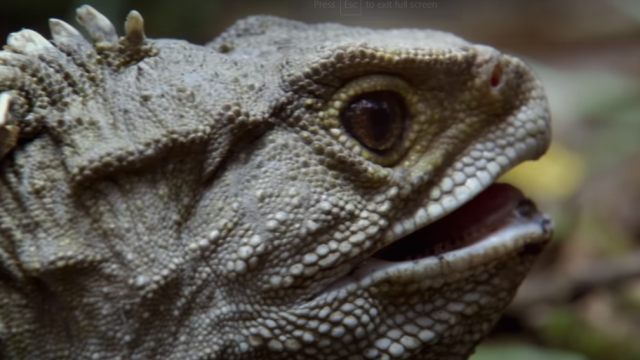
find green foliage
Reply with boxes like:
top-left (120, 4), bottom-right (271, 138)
top-left (472, 343), bottom-right (587, 360)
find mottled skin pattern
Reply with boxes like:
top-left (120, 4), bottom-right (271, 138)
top-left (0, 6), bottom-right (551, 360)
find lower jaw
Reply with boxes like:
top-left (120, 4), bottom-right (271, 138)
top-left (314, 216), bottom-right (550, 358)
top-left (308, 184), bottom-right (553, 359)
top-left (348, 183), bottom-right (552, 283)
top-left (352, 214), bottom-right (550, 283)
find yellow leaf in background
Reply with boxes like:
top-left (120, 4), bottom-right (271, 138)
top-left (501, 142), bottom-right (585, 202)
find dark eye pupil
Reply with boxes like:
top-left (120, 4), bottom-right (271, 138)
top-left (341, 91), bottom-right (405, 153)
top-left (352, 99), bottom-right (392, 142)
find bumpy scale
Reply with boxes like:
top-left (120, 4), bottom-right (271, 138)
top-left (0, 5), bottom-right (551, 360)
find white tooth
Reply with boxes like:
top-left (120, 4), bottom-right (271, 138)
top-left (75, 5), bottom-right (118, 43)
top-left (124, 10), bottom-right (146, 46)
top-left (49, 18), bottom-right (90, 48)
top-left (6, 29), bottom-right (55, 54)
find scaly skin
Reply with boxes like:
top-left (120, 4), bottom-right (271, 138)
top-left (0, 6), bottom-right (551, 359)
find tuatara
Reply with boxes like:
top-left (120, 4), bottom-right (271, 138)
top-left (0, 5), bottom-right (552, 359)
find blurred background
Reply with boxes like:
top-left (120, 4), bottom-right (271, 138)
top-left (2, 0), bottom-right (639, 359)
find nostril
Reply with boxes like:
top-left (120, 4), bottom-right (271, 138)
top-left (490, 62), bottom-right (503, 88)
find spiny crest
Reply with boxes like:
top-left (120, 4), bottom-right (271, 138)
top-left (0, 5), bottom-right (154, 159)
top-left (3, 5), bottom-right (148, 60)
top-left (0, 93), bottom-right (18, 158)
top-left (75, 5), bottom-right (146, 47)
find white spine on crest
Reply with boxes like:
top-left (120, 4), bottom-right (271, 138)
top-left (124, 10), bottom-right (146, 46)
top-left (49, 18), bottom-right (91, 48)
top-left (6, 29), bottom-right (55, 54)
top-left (76, 5), bottom-right (118, 43)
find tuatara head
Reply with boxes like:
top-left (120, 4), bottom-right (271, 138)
top-left (0, 6), bottom-right (551, 359)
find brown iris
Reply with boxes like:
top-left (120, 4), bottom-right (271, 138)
top-left (340, 91), bottom-right (406, 153)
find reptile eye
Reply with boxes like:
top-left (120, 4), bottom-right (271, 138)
top-left (340, 91), bottom-right (406, 153)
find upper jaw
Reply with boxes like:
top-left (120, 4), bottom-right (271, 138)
top-left (357, 201), bottom-right (551, 284)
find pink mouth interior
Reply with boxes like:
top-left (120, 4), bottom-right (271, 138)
top-left (372, 183), bottom-right (534, 261)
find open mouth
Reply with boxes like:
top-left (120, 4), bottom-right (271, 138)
top-left (371, 183), bottom-right (549, 262)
